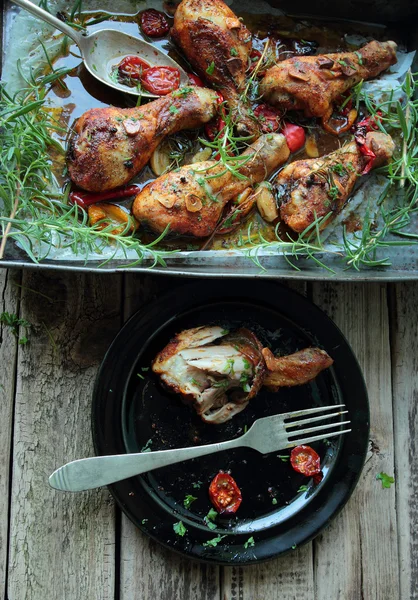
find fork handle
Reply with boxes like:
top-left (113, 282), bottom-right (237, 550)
top-left (49, 437), bottom-right (243, 492)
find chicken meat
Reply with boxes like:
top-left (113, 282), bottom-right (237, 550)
top-left (132, 133), bottom-right (290, 237)
top-left (276, 131), bottom-right (395, 233)
top-left (152, 325), bottom-right (333, 424)
top-left (260, 40), bottom-right (397, 124)
top-left (171, 0), bottom-right (260, 137)
top-left (67, 87), bottom-right (218, 192)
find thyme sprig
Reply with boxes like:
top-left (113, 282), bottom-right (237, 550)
top-left (0, 72), bottom-right (175, 267)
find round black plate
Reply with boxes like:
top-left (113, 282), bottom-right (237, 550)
top-left (92, 280), bottom-right (369, 565)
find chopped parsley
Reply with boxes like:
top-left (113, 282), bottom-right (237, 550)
top-left (328, 184), bottom-right (340, 201)
top-left (183, 494), bottom-right (197, 509)
top-left (221, 329), bottom-right (230, 335)
top-left (230, 48), bottom-right (238, 56)
top-left (192, 480), bottom-right (203, 489)
top-left (169, 105), bottom-right (180, 115)
top-left (223, 358), bottom-right (235, 375)
top-left (190, 377), bottom-right (200, 386)
top-left (141, 518), bottom-right (148, 525)
top-left (297, 485), bottom-right (309, 493)
top-left (291, 543), bottom-right (297, 550)
top-left (172, 87), bottom-right (193, 97)
top-left (272, 498), bottom-right (278, 505)
top-left (213, 379), bottom-right (230, 388)
top-left (140, 439), bottom-right (153, 453)
top-left (204, 508), bottom-right (218, 530)
top-left (278, 454), bottom-right (290, 462)
top-left (376, 472), bottom-right (395, 489)
top-left (206, 61), bottom-right (215, 75)
top-left (173, 521), bottom-right (187, 536)
top-left (337, 59), bottom-right (348, 67)
top-left (203, 534), bottom-right (226, 547)
top-left (331, 163), bottom-right (346, 176)
top-left (354, 51), bottom-right (363, 65)
top-left (244, 536), bottom-right (255, 549)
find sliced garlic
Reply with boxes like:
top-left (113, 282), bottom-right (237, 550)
top-left (256, 182), bottom-right (278, 223)
top-left (150, 141), bottom-right (172, 176)
top-left (305, 135), bottom-right (319, 158)
top-left (185, 194), bottom-right (203, 212)
top-left (189, 147), bottom-right (212, 164)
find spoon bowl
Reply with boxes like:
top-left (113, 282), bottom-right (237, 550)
top-left (80, 29), bottom-right (189, 97)
top-left (11, 0), bottom-right (189, 98)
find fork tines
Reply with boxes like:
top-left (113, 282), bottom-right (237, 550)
top-left (283, 404), bottom-right (351, 448)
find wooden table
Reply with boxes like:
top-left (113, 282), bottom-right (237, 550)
top-left (1, 268), bottom-right (416, 600)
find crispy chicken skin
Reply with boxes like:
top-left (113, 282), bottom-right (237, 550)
top-left (132, 133), bottom-right (290, 236)
top-left (262, 347), bottom-right (333, 391)
top-left (276, 131), bottom-right (395, 233)
top-left (67, 87), bottom-right (218, 192)
top-left (172, 0), bottom-right (259, 137)
top-left (260, 40), bottom-right (397, 121)
top-left (153, 325), bottom-right (333, 424)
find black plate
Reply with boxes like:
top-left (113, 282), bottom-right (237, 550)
top-left (92, 281), bottom-right (369, 565)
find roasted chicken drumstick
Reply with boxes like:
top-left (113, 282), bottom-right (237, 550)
top-left (67, 87), bottom-right (218, 192)
top-left (276, 131), bottom-right (395, 233)
top-left (260, 40), bottom-right (397, 124)
top-left (153, 326), bottom-right (333, 424)
top-left (172, 0), bottom-right (260, 137)
top-left (132, 133), bottom-right (290, 236)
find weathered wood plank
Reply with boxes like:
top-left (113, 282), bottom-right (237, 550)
top-left (312, 282), bottom-right (399, 600)
top-left (0, 268), bottom-right (21, 599)
top-left (389, 282), bottom-right (418, 600)
top-left (119, 273), bottom-right (220, 600)
top-left (7, 271), bottom-right (122, 600)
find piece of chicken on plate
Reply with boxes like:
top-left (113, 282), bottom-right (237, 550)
top-left (153, 326), bottom-right (333, 424)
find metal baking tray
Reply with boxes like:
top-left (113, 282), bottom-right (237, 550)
top-left (1, 0), bottom-right (418, 280)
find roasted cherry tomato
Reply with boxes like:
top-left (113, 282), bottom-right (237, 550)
top-left (282, 123), bottom-right (306, 153)
top-left (290, 445), bottom-right (322, 478)
top-left (140, 9), bottom-right (170, 38)
top-left (204, 116), bottom-right (226, 141)
top-left (188, 73), bottom-right (204, 86)
top-left (254, 104), bottom-right (281, 133)
top-left (209, 472), bottom-right (242, 514)
top-left (141, 66), bottom-right (180, 95)
top-left (117, 55), bottom-right (150, 80)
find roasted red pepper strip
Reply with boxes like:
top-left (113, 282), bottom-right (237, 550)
top-left (290, 445), bottom-right (322, 479)
top-left (209, 472), bottom-right (242, 514)
top-left (358, 142), bottom-right (376, 175)
top-left (356, 110), bottom-right (383, 132)
top-left (69, 185), bottom-right (141, 209)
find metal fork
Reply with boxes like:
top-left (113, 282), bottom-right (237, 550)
top-left (49, 404), bottom-right (350, 492)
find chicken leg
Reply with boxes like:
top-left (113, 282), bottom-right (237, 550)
top-left (275, 131), bottom-right (395, 233)
top-left (67, 87), bottom-right (218, 192)
top-left (132, 133), bottom-right (290, 236)
top-left (260, 40), bottom-right (397, 123)
top-left (171, 0), bottom-right (260, 137)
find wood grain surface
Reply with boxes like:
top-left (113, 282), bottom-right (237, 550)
top-left (0, 270), bottom-right (416, 600)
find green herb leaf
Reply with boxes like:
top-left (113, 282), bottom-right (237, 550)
top-left (192, 480), bottom-right (203, 489)
top-left (206, 61), bottom-right (215, 75)
top-left (183, 494), bottom-right (197, 509)
top-left (169, 105), bottom-right (180, 115)
top-left (297, 485), bottom-right (309, 493)
top-left (230, 48), bottom-right (238, 56)
top-left (376, 472), bottom-right (395, 488)
top-left (244, 536), bottom-right (255, 549)
top-left (141, 439), bottom-right (153, 453)
top-left (203, 534), bottom-right (226, 547)
top-left (173, 521), bottom-right (187, 536)
top-left (272, 497), bottom-right (278, 505)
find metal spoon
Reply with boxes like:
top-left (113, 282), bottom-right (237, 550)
top-left (11, 0), bottom-right (189, 97)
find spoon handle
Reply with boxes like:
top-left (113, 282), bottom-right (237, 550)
top-left (11, 0), bottom-right (84, 47)
top-left (49, 437), bottom-right (246, 492)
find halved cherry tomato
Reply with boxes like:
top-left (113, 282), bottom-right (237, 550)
top-left (282, 123), bottom-right (306, 153)
top-left (140, 9), bottom-right (170, 38)
top-left (141, 66), bottom-right (180, 95)
top-left (188, 73), bottom-right (204, 87)
top-left (290, 445), bottom-right (322, 478)
top-left (209, 472), bottom-right (242, 514)
top-left (117, 56), bottom-right (151, 80)
top-left (254, 104), bottom-right (281, 133)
